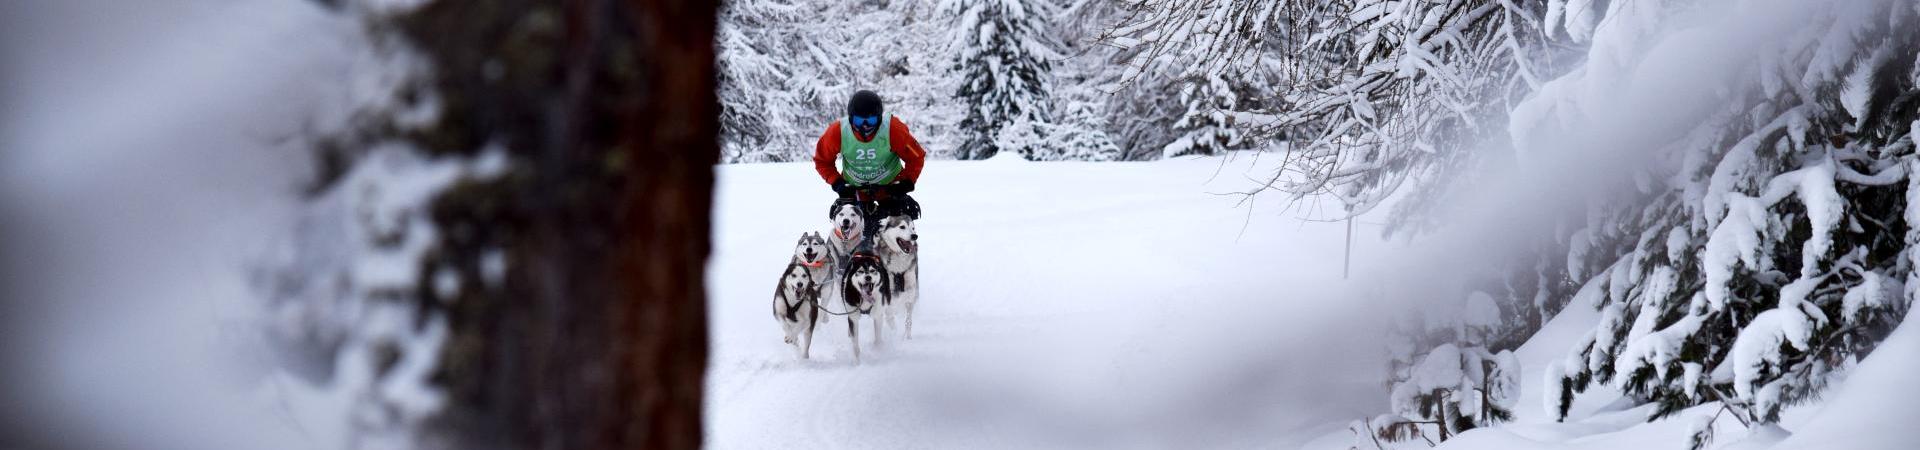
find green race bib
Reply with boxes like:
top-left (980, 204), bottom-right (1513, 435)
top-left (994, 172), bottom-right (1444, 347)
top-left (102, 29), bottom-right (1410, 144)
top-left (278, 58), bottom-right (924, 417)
top-left (839, 114), bottom-right (901, 186)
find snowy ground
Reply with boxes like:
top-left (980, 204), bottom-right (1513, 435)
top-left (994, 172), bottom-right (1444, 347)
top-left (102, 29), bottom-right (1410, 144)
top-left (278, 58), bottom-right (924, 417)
top-left (704, 154), bottom-right (1403, 449)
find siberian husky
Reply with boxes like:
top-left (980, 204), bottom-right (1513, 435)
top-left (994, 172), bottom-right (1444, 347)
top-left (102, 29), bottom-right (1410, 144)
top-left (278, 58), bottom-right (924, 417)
top-left (793, 231), bottom-right (832, 273)
top-left (840, 254), bottom-right (891, 362)
top-left (824, 203), bottom-right (865, 324)
top-left (875, 216), bottom-right (919, 339)
top-left (792, 232), bottom-right (835, 312)
top-left (827, 201), bottom-right (866, 259)
top-left (771, 262), bottom-right (820, 359)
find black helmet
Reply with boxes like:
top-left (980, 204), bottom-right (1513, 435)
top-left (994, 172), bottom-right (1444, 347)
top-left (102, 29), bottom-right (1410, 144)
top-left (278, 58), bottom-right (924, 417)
top-left (847, 90), bottom-right (884, 117)
top-left (847, 90), bottom-right (884, 137)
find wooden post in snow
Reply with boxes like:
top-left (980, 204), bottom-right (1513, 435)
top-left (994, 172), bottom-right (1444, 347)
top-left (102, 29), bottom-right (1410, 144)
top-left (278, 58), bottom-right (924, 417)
top-left (1344, 216), bottom-right (1353, 279)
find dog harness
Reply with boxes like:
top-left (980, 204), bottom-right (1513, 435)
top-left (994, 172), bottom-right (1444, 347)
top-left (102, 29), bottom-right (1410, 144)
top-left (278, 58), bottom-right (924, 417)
top-left (817, 253), bottom-right (885, 316)
top-left (781, 289), bottom-right (802, 321)
top-left (778, 265), bottom-right (817, 322)
top-left (838, 113), bottom-right (900, 187)
top-left (832, 227), bottom-right (860, 242)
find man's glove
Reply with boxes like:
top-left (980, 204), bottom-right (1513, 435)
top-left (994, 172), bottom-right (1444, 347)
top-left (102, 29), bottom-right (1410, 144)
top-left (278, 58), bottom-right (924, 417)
top-left (831, 179), bottom-right (850, 195)
top-left (890, 179), bottom-right (915, 195)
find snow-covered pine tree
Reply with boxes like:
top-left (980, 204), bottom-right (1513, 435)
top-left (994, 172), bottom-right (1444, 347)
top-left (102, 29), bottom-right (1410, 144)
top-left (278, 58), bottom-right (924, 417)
top-left (1041, 92), bottom-right (1123, 161)
top-left (1479, 235), bottom-right (1582, 351)
top-left (1107, 73), bottom-right (1189, 160)
top-left (1029, 0), bottom-right (1128, 162)
top-left (1371, 292), bottom-right (1523, 445)
top-left (945, 0), bottom-right (1054, 160)
top-left (713, 0), bottom-right (965, 161)
top-left (1103, 0), bottom-right (1557, 214)
top-left (716, 0), bottom-right (807, 163)
top-left (1541, 2), bottom-right (1920, 437)
top-left (1162, 72), bottom-right (1243, 159)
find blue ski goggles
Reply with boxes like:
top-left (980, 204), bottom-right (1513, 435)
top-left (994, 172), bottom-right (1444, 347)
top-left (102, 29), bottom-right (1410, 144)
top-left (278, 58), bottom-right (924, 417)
top-left (850, 115), bottom-right (882, 128)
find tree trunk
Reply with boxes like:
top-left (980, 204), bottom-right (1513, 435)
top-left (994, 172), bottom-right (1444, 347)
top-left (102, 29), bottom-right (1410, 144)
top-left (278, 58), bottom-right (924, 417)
top-left (369, 0), bottom-right (718, 448)
top-left (603, 0), bottom-right (717, 448)
top-left (513, 0), bottom-right (716, 448)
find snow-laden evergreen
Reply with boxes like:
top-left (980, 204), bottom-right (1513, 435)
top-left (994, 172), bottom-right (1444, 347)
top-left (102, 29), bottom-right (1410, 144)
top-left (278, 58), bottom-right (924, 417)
top-left (1162, 72), bottom-right (1245, 159)
top-left (944, 0), bottom-right (1054, 160)
top-left (716, 0), bottom-right (808, 163)
top-left (1372, 291), bottom-right (1524, 444)
top-left (1104, 0), bottom-right (1557, 217)
top-left (1531, 2), bottom-right (1919, 436)
top-left (1039, 92), bottom-right (1123, 162)
top-left (713, 0), bottom-right (966, 162)
top-left (259, 6), bottom-right (489, 443)
top-left (1049, 0), bottom-right (1156, 162)
top-left (267, 147), bottom-right (504, 446)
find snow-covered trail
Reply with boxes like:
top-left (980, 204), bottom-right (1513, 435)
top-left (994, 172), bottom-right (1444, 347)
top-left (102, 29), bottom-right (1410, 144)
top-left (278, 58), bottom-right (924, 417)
top-left (706, 155), bottom-right (1401, 449)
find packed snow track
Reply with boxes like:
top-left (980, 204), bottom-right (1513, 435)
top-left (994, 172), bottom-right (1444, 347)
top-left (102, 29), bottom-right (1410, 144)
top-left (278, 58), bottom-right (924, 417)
top-left (705, 155), bottom-right (1396, 449)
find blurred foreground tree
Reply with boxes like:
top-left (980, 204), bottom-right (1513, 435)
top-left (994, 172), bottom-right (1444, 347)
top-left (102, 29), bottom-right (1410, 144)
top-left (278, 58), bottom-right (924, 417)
top-left (282, 0), bottom-right (716, 448)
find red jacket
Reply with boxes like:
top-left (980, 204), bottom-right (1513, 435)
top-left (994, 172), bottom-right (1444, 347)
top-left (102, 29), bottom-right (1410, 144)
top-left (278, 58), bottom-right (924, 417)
top-left (814, 116), bottom-right (926, 185)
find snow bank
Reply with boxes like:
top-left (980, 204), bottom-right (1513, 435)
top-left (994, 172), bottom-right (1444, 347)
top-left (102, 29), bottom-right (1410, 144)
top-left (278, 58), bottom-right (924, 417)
top-left (1768, 317), bottom-right (1920, 450)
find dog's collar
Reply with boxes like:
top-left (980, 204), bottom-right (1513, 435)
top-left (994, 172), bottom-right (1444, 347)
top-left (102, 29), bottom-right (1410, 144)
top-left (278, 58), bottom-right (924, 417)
top-left (800, 259), bottom-right (826, 269)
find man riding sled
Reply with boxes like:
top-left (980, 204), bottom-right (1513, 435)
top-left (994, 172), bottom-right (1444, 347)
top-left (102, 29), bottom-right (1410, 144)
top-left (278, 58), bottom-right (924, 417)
top-left (816, 90), bottom-right (925, 251)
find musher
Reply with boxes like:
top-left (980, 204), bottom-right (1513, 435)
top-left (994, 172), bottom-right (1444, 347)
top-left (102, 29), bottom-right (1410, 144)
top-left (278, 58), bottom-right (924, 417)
top-left (815, 90), bottom-right (925, 251)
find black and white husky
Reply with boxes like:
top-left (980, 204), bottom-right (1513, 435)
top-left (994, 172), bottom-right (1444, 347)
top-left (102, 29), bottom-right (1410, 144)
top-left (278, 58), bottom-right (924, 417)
top-left (771, 262), bottom-right (820, 359)
top-left (822, 203), bottom-right (864, 324)
top-left (840, 254), bottom-right (891, 362)
top-left (875, 216), bottom-right (919, 339)
top-left (826, 202), bottom-right (865, 261)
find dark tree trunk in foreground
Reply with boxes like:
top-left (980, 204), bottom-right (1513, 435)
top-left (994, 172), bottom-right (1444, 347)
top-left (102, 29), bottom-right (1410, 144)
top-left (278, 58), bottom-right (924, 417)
top-left (607, 0), bottom-right (718, 447)
top-left (328, 0), bottom-right (718, 448)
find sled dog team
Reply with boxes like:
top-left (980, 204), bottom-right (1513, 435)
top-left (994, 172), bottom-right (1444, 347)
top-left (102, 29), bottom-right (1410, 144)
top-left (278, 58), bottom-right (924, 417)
top-left (772, 202), bottom-right (919, 362)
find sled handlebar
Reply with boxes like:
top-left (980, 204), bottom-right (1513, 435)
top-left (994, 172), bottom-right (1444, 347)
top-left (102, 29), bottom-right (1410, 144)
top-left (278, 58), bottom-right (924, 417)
top-left (843, 186), bottom-right (894, 202)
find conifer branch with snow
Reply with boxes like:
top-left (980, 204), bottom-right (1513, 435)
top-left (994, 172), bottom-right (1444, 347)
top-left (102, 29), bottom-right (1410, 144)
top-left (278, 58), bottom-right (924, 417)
top-left (945, 0), bottom-right (1056, 160)
top-left (1103, 0), bottom-right (1561, 217)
